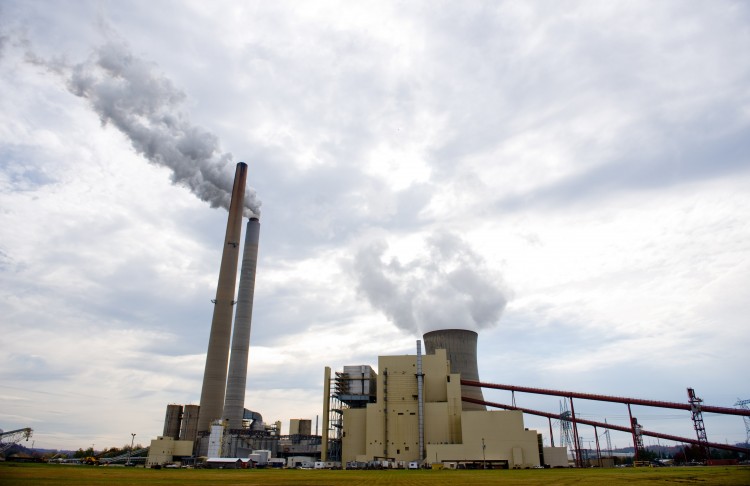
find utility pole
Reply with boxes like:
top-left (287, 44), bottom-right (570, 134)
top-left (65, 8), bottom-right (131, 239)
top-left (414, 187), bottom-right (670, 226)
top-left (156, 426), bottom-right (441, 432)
top-left (482, 437), bottom-right (486, 469)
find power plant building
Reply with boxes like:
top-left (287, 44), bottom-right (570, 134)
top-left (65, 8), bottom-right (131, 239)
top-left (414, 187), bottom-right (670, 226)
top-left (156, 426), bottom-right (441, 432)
top-left (328, 330), bottom-right (568, 468)
top-left (148, 161), bottom-right (568, 469)
top-left (149, 162), bottom-right (285, 465)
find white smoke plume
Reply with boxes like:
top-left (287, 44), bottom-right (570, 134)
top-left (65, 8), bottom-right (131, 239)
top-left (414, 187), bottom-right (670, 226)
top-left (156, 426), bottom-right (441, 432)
top-left (66, 42), bottom-right (261, 216)
top-left (352, 232), bottom-right (509, 334)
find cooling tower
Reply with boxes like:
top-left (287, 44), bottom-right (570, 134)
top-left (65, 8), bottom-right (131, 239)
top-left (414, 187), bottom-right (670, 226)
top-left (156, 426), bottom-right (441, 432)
top-left (223, 217), bottom-right (260, 430)
top-left (180, 404), bottom-right (200, 442)
top-left (197, 162), bottom-right (248, 433)
top-left (163, 404), bottom-right (183, 439)
top-left (423, 329), bottom-right (486, 411)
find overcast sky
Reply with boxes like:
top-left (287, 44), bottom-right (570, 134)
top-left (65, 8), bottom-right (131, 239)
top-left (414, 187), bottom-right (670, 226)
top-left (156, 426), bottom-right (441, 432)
top-left (1, 1), bottom-right (749, 452)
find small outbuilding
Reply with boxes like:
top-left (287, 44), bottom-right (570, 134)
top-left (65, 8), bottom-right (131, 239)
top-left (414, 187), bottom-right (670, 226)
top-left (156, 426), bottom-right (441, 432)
top-left (205, 458), bottom-right (243, 469)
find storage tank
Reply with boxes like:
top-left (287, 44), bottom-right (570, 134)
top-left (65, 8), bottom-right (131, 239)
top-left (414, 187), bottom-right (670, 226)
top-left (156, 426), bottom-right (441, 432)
top-left (423, 329), bottom-right (486, 411)
top-left (180, 404), bottom-right (200, 442)
top-left (290, 419), bottom-right (312, 435)
top-left (163, 404), bottom-right (183, 439)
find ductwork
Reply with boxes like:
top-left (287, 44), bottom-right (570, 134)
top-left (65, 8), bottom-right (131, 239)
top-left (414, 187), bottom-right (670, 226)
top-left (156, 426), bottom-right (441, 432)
top-left (243, 408), bottom-right (265, 431)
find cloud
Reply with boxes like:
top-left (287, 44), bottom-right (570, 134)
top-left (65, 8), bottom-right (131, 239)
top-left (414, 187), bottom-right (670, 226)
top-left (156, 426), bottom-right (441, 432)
top-left (45, 39), bottom-right (262, 217)
top-left (2, 0), bottom-right (750, 450)
top-left (352, 232), bottom-right (509, 334)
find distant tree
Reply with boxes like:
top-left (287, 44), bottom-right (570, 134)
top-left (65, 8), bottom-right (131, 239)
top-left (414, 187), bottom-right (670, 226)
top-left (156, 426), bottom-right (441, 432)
top-left (673, 449), bottom-right (686, 465)
top-left (674, 444), bottom-right (707, 463)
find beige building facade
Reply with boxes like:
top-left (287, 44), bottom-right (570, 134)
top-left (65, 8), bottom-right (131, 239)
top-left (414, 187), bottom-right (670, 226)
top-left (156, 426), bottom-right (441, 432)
top-left (340, 349), bottom-right (567, 468)
top-left (146, 436), bottom-right (194, 466)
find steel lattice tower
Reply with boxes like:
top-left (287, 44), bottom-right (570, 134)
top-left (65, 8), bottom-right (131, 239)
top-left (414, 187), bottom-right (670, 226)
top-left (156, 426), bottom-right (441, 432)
top-left (735, 398), bottom-right (750, 445)
top-left (631, 417), bottom-right (645, 460)
top-left (559, 401), bottom-right (577, 464)
top-left (687, 388), bottom-right (709, 458)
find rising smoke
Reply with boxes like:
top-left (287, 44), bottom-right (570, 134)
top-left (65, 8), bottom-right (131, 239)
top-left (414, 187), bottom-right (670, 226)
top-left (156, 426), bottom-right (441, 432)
top-left (352, 232), bottom-right (509, 334)
top-left (65, 42), bottom-right (261, 216)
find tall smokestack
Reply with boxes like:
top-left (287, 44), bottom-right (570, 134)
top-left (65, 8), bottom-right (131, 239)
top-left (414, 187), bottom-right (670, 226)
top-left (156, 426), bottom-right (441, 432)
top-left (223, 217), bottom-right (260, 429)
top-left (197, 162), bottom-right (247, 433)
top-left (423, 329), bottom-right (486, 411)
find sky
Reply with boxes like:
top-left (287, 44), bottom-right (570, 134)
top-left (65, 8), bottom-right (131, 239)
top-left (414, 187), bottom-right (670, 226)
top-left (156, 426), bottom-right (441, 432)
top-left (1, 0), bottom-right (749, 452)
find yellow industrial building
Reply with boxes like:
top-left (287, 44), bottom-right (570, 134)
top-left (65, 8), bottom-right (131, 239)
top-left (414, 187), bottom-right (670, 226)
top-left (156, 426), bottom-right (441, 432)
top-left (331, 341), bottom-right (568, 468)
top-left (146, 436), bottom-right (194, 467)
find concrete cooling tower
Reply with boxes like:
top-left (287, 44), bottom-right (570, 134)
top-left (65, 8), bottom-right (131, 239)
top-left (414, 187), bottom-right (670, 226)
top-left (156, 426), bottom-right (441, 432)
top-left (423, 329), bottom-right (486, 411)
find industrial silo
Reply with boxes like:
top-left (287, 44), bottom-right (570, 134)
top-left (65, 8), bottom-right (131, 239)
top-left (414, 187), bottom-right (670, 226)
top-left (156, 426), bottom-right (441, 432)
top-left (423, 329), bottom-right (486, 411)
top-left (180, 404), bottom-right (200, 442)
top-left (163, 404), bottom-right (183, 439)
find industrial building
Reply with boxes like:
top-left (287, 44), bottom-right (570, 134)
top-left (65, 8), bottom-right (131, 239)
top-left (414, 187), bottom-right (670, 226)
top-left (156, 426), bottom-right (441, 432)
top-left (147, 162), bottom-right (325, 467)
top-left (142, 163), bottom-right (273, 465)
top-left (144, 162), bottom-right (749, 469)
top-left (147, 162), bottom-right (558, 469)
top-left (324, 329), bottom-right (568, 468)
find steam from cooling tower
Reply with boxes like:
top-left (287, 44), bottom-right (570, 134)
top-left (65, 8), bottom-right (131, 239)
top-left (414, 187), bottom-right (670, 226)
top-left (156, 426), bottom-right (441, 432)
top-left (64, 41), bottom-right (261, 216)
top-left (353, 232), bottom-right (509, 334)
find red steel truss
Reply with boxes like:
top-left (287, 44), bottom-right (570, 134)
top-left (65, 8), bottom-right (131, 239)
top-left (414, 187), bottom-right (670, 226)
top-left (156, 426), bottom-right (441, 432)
top-left (460, 379), bottom-right (750, 457)
top-left (462, 396), bottom-right (750, 454)
top-left (461, 380), bottom-right (750, 417)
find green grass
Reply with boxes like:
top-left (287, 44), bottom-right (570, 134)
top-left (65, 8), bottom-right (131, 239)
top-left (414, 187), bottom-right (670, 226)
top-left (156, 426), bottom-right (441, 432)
top-left (1, 463), bottom-right (749, 485)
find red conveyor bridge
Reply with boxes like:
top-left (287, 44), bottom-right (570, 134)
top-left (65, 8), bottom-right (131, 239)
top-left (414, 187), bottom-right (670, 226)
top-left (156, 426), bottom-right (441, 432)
top-left (461, 379), bottom-right (750, 465)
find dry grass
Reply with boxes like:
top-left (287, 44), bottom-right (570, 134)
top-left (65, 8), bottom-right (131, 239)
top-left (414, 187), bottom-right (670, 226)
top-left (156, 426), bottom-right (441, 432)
top-left (1, 463), bottom-right (749, 485)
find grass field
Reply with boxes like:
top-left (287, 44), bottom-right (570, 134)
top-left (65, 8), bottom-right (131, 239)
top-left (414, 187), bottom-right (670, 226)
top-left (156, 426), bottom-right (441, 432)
top-left (1, 464), bottom-right (749, 486)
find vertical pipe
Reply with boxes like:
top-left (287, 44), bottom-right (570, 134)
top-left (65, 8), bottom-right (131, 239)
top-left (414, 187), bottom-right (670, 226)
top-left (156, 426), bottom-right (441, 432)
top-left (197, 162), bottom-right (247, 433)
top-left (383, 368), bottom-right (388, 458)
top-left (416, 340), bottom-right (425, 462)
top-left (223, 217), bottom-right (261, 429)
top-left (322, 367), bottom-right (331, 461)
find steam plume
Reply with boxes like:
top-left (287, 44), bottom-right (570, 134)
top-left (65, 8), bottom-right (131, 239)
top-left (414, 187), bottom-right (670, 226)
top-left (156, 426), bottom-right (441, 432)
top-left (66, 42), bottom-right (260, 216)
top-left (353, 232), bottom-right (509, 334)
